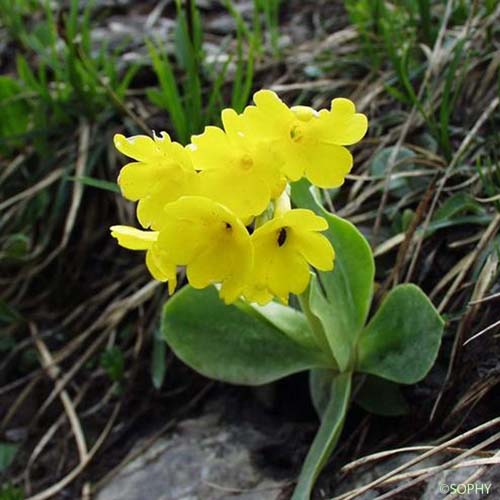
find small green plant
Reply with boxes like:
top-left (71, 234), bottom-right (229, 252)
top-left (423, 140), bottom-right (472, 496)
top-left (0, 442), bottom-right (17, 473)
top-left (253, 0), bottom-right (282, 56)
top-left (146, 0), bottom-right (256, 143)
top-left (161, 182), bottom-right (443, 499)
top-left (110, 90), bottom-right (444, 499)
top-left (0, 484), bottom-right (23, 500)
top-left (0, 0), bottom-right (138, 154)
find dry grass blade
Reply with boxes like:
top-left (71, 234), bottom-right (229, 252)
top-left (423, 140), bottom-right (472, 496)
top-left (446, 450), bottom-right (500, 499)
top-left (29, 322), bottom-right (89, 463)
top-left (431, 251), bottom-right (499, 420)
top-left (61, 120), bottom-right (90, 248)
top-left (464, 319), bottom-right (500, 346)
top-left (437, 213), bottom-right (500, 312)
top-left (341, 446), bottom-right (495, 474)
top-left (379, 177), bottom-right (436, 295)
top-left (0, 152), bottom-right (27, 185)
top-left (330, 417), bottom-right (500, 500)
top-left (1, 377), bottom-right (39, 429)
top-left (373, 0), bottom-right (455, 236)
top-left (33, 281), bottom-right (160, 421)
top-left (24, 403), bottom-right (121, 500)
top-left (1, 2), bottom-right (499, 498)
top-left (469, 291), bottom-right (500, 304)
top-left (406, 96), bottom-right (500, 282)
top-left (370, 431), bottom-right (500, 500)
top-left (430, 254), bottom-right (470, 300)
top-left (340, 456), bottom-right (499, 495)
top-left (462, 253), bottom-right (499, 347)
top-left (0, 168), bottom-right (65, 211)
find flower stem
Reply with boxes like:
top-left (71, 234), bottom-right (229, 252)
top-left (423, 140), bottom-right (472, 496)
top-left (297, 290), bottom-right (338, 370)
top-left (292, 372), bottom-right (351, 500)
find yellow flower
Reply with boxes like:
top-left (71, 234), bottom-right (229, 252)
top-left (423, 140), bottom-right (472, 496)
top-left (114, 132), bottom-right (199, 230)
top-left (245, 209), bottom-right (334, 305)
top-left (157, 196), bottom-right (253, 304)
top-left (110, 225), bottom-right (177, 293)
top-left (240, 90), bottom-right (368, 188)
top-left (187, 109), bottom-right (286, 220)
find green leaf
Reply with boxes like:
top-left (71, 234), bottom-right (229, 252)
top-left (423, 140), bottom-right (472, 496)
top-left (356, 284), bottom-right (444, 384)
top-left (100, 346), bottom-right (125, 383)
top-left (369, 146), bottom-right (417, 195)
top-left (248, 300), bottom-right (320, 351)
top-left (309, 369), bottom-right (335, 418)
top-left (0, 442), bottom-right (17, 472)
top-left (291, 180), bottom-right (375, 371)
top-left (151, 329), bottom-right (167, 390)
top-left (162, 286), bottom-right (330, 385)
top-left (292, 373), bottom-right (351, 500)
top-left (308, 274), bottom-right (351, 369)
top-left (355, 375), bottom-right (409, 416)
top-left (433, 192), bottom-right (484, 222)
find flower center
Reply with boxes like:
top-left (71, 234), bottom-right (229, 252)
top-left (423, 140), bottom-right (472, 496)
top-left (290, 125), bottom-right (304, 143)
top-left (277, 227), bottom-right (287, 247)
top-left (239, 154), bottom-right (253, 170)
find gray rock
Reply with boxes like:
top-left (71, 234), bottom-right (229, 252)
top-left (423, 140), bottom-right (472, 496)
top-left (96, 413), bottom-right (287, 500)
top-left (422, 459), bottom-right (499, 499)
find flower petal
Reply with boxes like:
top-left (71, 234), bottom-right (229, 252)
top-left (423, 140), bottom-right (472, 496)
top-left (251, 218), bottom-right (312, 303)
top-left (253, 90), bottom-right (291, 118)
top-left (114, 134), bottom-right (159, 162)
top-left (241, 90), bottom-right (294, 141)
top-left (152, 131), bottom-right (172, 153)
top-left (189, 126), bottom-right (232, 170)
top-left (136, 169), bottom-right (199, 229)
top-left (316, 98), bottom-right (368, 145)
top-left (110, 225), bottom-right (158, 250)
top-left (304, 143), bottom-right (353, 188)
top-left (221, 108), bottom-right (245, 137)
top-left (266, 245), bottom-right (310, 301)
top-left (186, 244), bottom-right (231, 289)
top-left (118, 162), bottom-right (163, 201)
top-left (158, 197), bottom-right (252, 302)
top-left (198, 167), bottom-right (271, 219)
top-left (292, 231), bottom-right (335, 271)
top-left (281, 209), bottom-right (329, 231)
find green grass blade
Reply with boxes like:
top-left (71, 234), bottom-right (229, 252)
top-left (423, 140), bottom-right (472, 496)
top-left (147, 39), bottom-right (188, 142)
top-left (67, 176), bottom-right (120, 193)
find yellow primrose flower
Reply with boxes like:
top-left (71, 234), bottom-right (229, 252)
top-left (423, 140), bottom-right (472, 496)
top-left (187, 109), bottom-right (286, 220)
top-left (110, 225), bottom-right (177, 294)
top-left (245, 209), bottom-right (335, 305)
top-left (114, 132), bottom-right (199, 230)
top-left (157, 196), bottom-right (253, 304)
top-left (240, 90), bottom-right (368, 188)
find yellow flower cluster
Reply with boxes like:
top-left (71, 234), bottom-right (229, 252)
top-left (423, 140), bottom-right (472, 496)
top-left (111, 90), bottom-right (367, 304)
